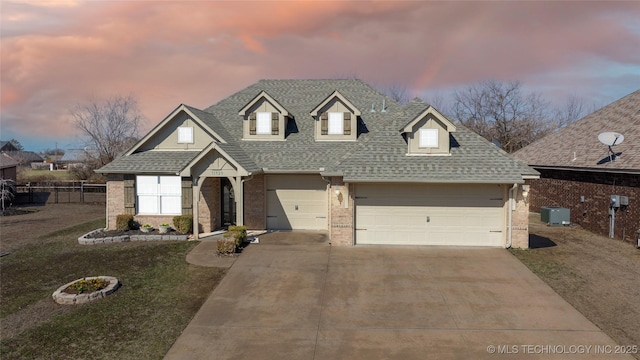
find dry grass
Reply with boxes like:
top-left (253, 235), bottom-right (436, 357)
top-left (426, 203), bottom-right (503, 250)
top-left (0, 204), bottom-right (226, 359)
top-left (511, 213), bottom-right (640, 359)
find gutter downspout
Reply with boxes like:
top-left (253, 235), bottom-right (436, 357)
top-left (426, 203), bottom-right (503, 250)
top-left (507, 183), bottom-right (518, 249)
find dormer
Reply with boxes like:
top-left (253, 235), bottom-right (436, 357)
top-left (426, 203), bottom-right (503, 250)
top-left (400, 106), bottom-right (456, 156)
top-left (239, 91), bottom-right (289, 141)
top-left (310, 90), bottom-right (361, 141)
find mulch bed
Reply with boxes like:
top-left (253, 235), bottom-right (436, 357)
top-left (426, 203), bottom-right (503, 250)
top-left (86, 229), bottom-right (186, 238)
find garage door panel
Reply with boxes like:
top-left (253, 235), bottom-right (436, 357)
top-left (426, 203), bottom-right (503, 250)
top-left (355, 184), bottom-right (505, 247)
top-left (266, 175), bottom-right (328, 231)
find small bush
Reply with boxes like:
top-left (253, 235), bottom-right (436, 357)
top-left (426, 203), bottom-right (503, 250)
top-left (227, 225), bottom-right (247, 245)
top-left (173, 215), bottom-right (193, 234)
top-left (216, 236), bottom-right (236, 255)
top-left (116, 214), bottom-right (134, 231)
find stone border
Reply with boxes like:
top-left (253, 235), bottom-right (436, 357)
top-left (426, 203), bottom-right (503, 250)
top-left (78, 229), bottom-right (189, 245)
top-left (52, 276), bottom-right (120, 305)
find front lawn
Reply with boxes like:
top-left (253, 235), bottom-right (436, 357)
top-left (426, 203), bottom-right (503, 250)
top-left (1, 215), bottom-right (225, 359)
top-left (511, 214), bottom-right (640, 359)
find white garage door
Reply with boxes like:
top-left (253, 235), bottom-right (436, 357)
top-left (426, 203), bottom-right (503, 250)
top-left (266, 175), bottom-right (328, 230)
top-left (355, 184), bottom-right (505, 246)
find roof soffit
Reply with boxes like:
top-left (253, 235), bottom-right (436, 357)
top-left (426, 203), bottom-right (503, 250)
top-left (238, 91), bottom-right (290, 116)
top-left (310, 90), bottom-right (362, 116)
top-left (400, 106), bottom-right (457, 134)
top-left (180, 142), bottom-right (249, 177)
top-left (126, 105), bottom-right (226, 156)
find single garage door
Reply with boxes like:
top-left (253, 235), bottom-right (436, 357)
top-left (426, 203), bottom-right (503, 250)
top-left (266, 175), bottom-right (328, 230)
top-left (355, 183), bottom-right (505, 246)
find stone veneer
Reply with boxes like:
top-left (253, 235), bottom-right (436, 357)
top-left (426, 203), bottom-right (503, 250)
top-left (329, 177), bottom-right (354, 246)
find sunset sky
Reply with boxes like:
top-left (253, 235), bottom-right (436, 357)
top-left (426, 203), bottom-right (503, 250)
top-left (1, 0), bottom-right (639, 152)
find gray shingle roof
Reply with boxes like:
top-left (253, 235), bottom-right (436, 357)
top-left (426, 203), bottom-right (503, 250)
top-left (99, 79), bottom-right (535, 183)
top-left (513, 90), bottom-right (640, 172)
top-left (96, 151), bottom-right (200, 174)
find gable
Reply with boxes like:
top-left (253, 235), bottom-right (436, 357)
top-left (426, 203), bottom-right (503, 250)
top-left (138, 110), bottom-right (215, 151)
top-left (238, 91), bottom-right (290, 140)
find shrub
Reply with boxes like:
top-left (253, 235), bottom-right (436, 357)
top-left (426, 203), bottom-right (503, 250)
top-left (116, 214), bottom-right (134, 231)
top-left (227, 225), bottom-right (247, 246)
top-left (217, 235), bottom-right (236, 255)
top-left (173, 215), bottom-right (193, 234)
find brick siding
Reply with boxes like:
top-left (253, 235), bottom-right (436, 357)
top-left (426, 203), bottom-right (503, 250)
top-left (512, 184), bottom-right (530, 249)
top-left (244, 174), bottom-right (265, 229)
top-left (528, 169), bottom-right (640, 244)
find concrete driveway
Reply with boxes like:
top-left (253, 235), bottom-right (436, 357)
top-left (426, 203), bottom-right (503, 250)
top-left (165, 232), bottom-right (632, 360)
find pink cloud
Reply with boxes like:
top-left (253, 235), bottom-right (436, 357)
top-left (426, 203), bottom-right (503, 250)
top-left (1, 1), bottom-right (638, 150)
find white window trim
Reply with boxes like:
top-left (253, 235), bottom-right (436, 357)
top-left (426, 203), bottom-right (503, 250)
top-left (178, 126), bottom-right (194, 143)
top-left (136, 176), bottom-right (181, 215)
top-left (256, 112), bottom-right (271, 135)
top-left (419, 128), bottom-right (438, 148)
top-left (328, 112), bottom-right (343, 135)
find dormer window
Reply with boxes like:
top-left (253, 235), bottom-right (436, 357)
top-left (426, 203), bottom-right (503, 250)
top-left (256, 112), bottom-right (272, 134)
top-left (311, 91), bottom-right (360, 141)
top-left (239, 91), bottom-right (289, 141)
top-left (328, 112), bottom-right (344, 134)
top-left (400, 105), bottom-right (456, 156)
top-left (419, 128), bottom-right (438, 148)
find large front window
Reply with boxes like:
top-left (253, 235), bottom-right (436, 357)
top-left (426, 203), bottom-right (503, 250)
top-left (136, 176), bottom-right (181, 214)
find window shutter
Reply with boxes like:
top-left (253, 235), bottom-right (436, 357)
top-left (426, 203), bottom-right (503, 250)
top-left (249, 112), bottom-right (257, 135)
top-left (343, 112), bottom-right (351, 135)
top-left (181, 178), bottom-right (193, 215)
top-left (124, 175), bottom-right (135, 215)
top-left (271, 112), bottom-right (279, 135)
top-left (321, 112), bottom-right (328, 135)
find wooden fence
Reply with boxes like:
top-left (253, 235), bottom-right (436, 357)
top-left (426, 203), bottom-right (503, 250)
top-left (15, 181), bottom-right (106, 204)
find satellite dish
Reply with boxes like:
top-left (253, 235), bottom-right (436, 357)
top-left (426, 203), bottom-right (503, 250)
top-left (598, 132), bottom-right (624, 146)
top-left (598, 131), bottom-right (624, 163)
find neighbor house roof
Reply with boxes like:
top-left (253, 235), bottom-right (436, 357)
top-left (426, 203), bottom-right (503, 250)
top-left (513, 90), bottom-right (640, 173)
top-left (0, 153), bottom-right (19, 169)
top-left (99, 79), bottom-right (536, 183)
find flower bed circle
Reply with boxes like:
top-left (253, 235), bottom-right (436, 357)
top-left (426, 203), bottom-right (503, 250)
top-left (52, 276), bottom-right (120, 305)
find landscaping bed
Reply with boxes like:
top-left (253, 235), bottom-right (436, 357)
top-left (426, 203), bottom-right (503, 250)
top-left (511, 213), bottom-right (640, 359)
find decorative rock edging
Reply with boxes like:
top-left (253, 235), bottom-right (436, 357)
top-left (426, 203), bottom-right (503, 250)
top-left (52, 276), bottom-right (120, 305)
top-left (78, 229), bottom-right (189, 245)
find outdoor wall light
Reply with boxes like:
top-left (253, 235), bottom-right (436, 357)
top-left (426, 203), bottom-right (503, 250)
top-left (522, 185), bottom-right (530, 200)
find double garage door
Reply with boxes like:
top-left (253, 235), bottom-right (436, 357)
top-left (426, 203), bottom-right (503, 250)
top-left (355, 183), bottom-right (506, 247)
top-left (266, 175), bottom-right (328, 230)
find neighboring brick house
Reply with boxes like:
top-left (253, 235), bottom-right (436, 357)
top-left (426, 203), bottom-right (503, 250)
top-left (514, 90), bottom-right (639, 244)
top-left (97, 79), bottom-right (537, 248)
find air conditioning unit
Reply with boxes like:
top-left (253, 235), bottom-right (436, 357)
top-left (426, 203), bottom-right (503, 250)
top-left (541, 207), bottom-right (570, 226)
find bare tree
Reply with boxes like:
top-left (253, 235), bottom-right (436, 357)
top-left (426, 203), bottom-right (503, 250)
top-left (383, 84), bottom-right (410, 104)
top-left (553, 94), bottom-right (587, 129)
top-left (72, 95), bottom-right (141, 166)
top-left (451, 80), bottom-right (551, 153)
top-left (8, 139), bottom-right (24, 151)
top-left (0, 178), bottom-right (16, 213)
